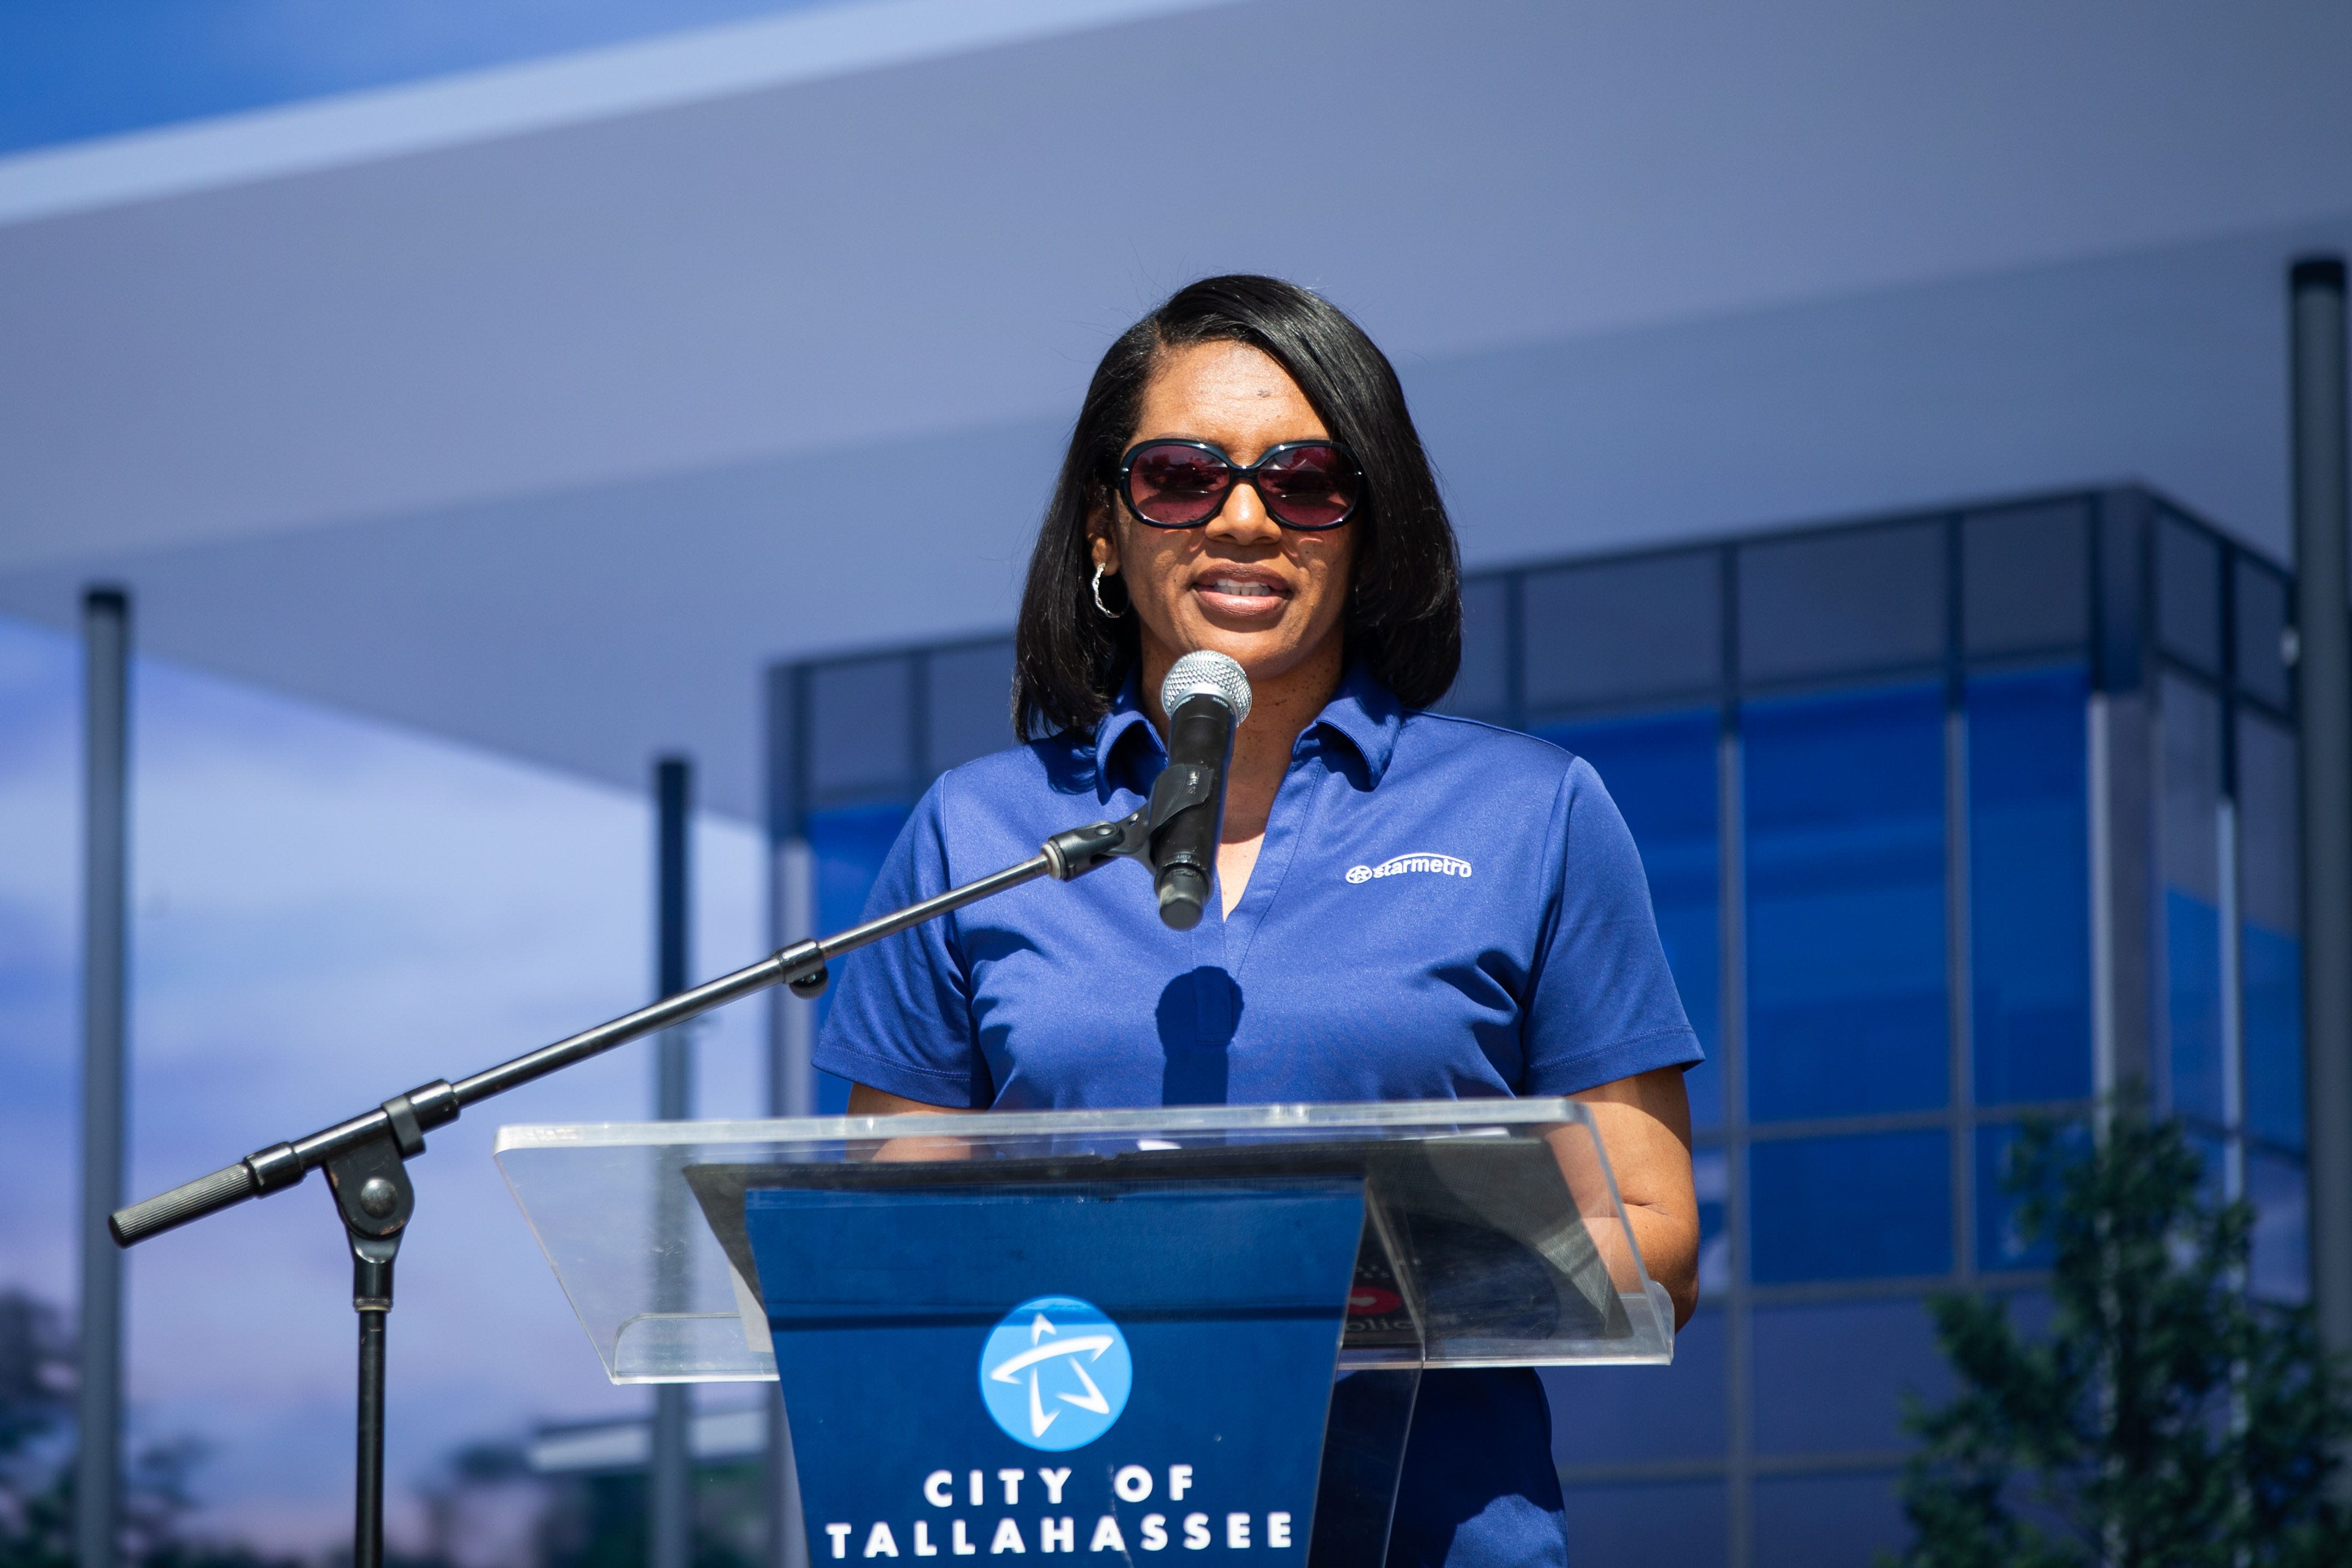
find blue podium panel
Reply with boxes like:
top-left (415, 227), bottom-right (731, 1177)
top-left (744, 1179), bottom-right (1364, 1562)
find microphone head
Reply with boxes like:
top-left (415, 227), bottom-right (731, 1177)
top-left (1160, 650), bottom-right (1253, 725)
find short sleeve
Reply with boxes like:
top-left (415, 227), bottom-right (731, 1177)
top-left (811, 783), bottom-right (995, 1108)
top-left (1519, 757), bottom-right (1705, 1096)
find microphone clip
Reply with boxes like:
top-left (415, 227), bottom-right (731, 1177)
top-left (1143, 762), bottom-right (1216, 836)
top-left (1036, 759), bottom-right (1217, 884)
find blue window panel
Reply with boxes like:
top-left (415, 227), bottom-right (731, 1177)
top-left (1752, 1299), bottom-right (1952, 1455)
top-left (2166, 890), bottom-right (2226, 1124)
top-left (806, 801), bottom-right (912, 1113)
top-left (2249, 1152), bottom-right (2311, 1305)
top-left (1524, 552), bottom-right (1723, 711)
top-left (1438, 575), bottom-right (1512, 722)
top-left (1967, 668), bottom-right (2092, 1105)
top-left (1543, 709), bottom-right (1722, 1129)
top-left (2235, 563), bottom-right (2294, 710)
top-left (1973, 1121), bottom-right (2090, 1273)
top-left (1962, 502), bottom-right (2090, 655)
top-left (811, 803), bottom-right (912, 932)
top-left (2238, 711), bottom-right (2303, 1151)
top-left (1545, 1308), bottom-right (1726, 1465)
top-left (1559, 1480), bottom-right (1727, 1568)
top-left (2159, 675), bottom-right (2224, 1124)
top-left (807, 656), bottom-right (914, 804)
top-left (2187, 1127), bottom-right (2229, 1203)
top-left (2244, 923), bottom-right (2306, 1151)
top-left (1751, 1130), bottom-right (1951, 1284)
top-left (1739, 523), bottom-right (1944, 683)
top-left (1752, 1472), bottom-right (1906, 1568)
top-left (1694, 1147), bottom-right (1730, 1295)
top-left (1743, 684), bottom-right (1949, 1121)
top-left (925, 641), bottom-right (1018, 773)
top-left (2156, 511), bottom-right (2223, 676)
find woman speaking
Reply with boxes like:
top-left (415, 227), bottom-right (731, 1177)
top-left (815, 276), bottom-right (1702, 1566)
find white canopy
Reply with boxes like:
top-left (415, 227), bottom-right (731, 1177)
top-left (3, 0), bottom-right (2347, 816)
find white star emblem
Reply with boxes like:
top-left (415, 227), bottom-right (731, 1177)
top-left (985, 1313), bottom-right (1117, 1439)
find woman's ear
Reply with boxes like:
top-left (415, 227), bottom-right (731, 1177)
top-left (1088, 518), bottom-right (1120, 576)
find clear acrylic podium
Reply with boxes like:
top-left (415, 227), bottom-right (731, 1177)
top-left (496, 1098), bottom-right (1674, 1564)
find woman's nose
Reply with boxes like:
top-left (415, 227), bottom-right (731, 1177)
top-left (1205, 478), bottom-right (1282, 544)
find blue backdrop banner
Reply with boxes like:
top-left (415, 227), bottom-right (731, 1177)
top-left (745, 1178), bottom-right (1365, 1560)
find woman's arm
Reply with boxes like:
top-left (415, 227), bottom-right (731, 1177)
top-left (851, 1076), bottom-right (1700, 1326)
top-left (846, 1081), bottom-right (974, 1161)
top-left (847, 1083), bottom-right (968, 1117)
top-left (1567, 1066), bottom-right (1700, 1328)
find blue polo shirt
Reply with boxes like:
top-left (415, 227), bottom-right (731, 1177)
top-left (815, 664), bottom-right (1702, 1566)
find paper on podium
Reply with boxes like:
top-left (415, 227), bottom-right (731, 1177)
top-left (493, 1097), bottom-right (1675, 1384)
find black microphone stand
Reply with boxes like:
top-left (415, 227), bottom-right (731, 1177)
top-left (107, 771), bottom-right (1211, 1568)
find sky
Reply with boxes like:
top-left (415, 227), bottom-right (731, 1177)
top-left (0, 610), bottom-right (771, 1553)
top-left (0, 0), bottom-right (849, 154)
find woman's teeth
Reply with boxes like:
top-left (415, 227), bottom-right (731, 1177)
top-left (1204, 579), bottom-right (1278, 597)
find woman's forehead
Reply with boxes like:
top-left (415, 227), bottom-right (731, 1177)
top-left (1133, 341), bottom-right (1326, 448)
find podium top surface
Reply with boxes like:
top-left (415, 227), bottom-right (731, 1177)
top-left (495, 1098), bottom-right (1673, 1384)
top-left (496, 1097), bottom-right (1607, 1149)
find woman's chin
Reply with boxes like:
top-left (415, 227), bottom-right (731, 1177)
top-left (1169, 629), bottom-right (1314, 686)
top-left (1169, 610), bottom-right (1282, 650)
top-left (1144, 603), bottom-right (1340, 691)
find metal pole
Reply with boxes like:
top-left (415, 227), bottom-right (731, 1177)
top-left (767, 837), bottom-right (813, 1568)
top-left (650, 758), bottom-right (694, 1568)
top-left (2291, 256), bottom-right (2352, 1464)
top-left (355, 1304), bottom-right (388, 1568)
top-left (77, 587), bottom-right (129, 1568)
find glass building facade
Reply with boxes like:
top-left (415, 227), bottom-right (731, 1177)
top-left (762, 485), bottom-right (2306, 1567)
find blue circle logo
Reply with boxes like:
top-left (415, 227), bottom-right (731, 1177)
top-left (978, 1295), bottom-right (1132, 1452)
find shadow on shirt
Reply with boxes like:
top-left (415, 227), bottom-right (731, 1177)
top-left (1159, 966), bottom-right (1243, 1104)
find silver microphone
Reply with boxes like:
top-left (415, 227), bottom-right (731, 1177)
top-left (1150, 652), bottom-right (1252, 930)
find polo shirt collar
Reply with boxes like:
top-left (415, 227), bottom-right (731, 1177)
top-left (1314, 661), bottom-right (1403, 783)
top-left (1090, 659), bottom-right (1403, 793)
top-left (1093, 669), bottom-right (1160, 793)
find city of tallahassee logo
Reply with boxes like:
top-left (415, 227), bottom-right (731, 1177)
top-left (1345, 851), bottom-right (1473, 884)
top-left (977, 1296), bottom-right (1133, 1453)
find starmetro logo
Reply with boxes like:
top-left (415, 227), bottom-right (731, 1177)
top-left (978, 1295), bottom-right (1133, 1452)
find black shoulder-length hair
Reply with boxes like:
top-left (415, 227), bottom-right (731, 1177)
top-left (1012, 275), bottom-right (1461, 740)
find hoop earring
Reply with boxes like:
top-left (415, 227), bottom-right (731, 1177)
top-left (1091, 564), bottom-right (1127, 618)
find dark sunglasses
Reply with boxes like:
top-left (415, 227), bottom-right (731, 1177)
top-left (1117, 439), bottom-right (1362, 531)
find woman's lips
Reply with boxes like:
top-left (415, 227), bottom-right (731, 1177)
top-left (1192, 574), bottom-right (1291, 618)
